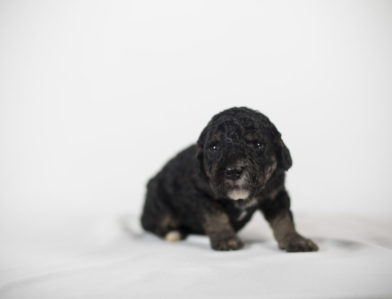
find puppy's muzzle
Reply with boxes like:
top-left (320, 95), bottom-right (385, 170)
top-left (224, 166), bottom-right (244, 181)
top-left (224, 163), bottom-right (251, 200)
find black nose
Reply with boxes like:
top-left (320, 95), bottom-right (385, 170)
top-left (224, 167), bottom-right (243, 180)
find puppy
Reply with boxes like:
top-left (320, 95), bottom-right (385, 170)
top-left (141, 107), bottom-right (318, 252)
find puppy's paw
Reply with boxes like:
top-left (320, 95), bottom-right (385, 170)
top-left (279, 233), bottom-right (318, 252)
top-left (211, 236), bottom-right (244, 251)
top-left (164, 230), bottom-right (182, 242)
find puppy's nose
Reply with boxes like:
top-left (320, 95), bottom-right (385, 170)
top-left (224, 167), bottom-right (243, 180)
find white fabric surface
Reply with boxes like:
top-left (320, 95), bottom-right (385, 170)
top-left (1, 212), bottom-right (391, 299)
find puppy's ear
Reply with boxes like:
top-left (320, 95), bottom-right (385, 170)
top-left (275, 138), bottom-right (292, 171)
top-left (264, 119), bottom-right (293, 171)
top-left (195, 146), bottom-right (206, 176)
top-left (196, 126), bottom-right (208, 175)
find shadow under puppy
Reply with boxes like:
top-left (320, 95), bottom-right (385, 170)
top-left (141, 107), bottom-right (318, 252)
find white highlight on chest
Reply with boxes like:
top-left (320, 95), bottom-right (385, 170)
top-left (236, 198), bottom-right (258, 221)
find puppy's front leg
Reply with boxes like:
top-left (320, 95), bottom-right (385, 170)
top-left (268, 210), bottom-right (318, 252)
top-left (262, 191), bottom-right (318, 252)
top-left (203, 210), bottom-right (243, 251)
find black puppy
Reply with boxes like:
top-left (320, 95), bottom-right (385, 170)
top-left (141, 107), bottom-right (318, 252)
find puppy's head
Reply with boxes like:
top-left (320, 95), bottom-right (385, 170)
top-left (197, 107), bottom-right (292, 200)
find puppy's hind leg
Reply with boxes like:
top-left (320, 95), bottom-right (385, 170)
top-left (142, 212), bottom-right (187, 242)
top-left (141, 186), bottom-right (187, 242)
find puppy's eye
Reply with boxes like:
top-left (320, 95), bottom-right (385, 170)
top-left (208, 143), bottom-right (219, 152)
top-left (250, 141), bottom-right (265, 150)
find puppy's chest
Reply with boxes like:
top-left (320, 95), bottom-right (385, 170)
top-left (223, 198), bottom-right (260, 222)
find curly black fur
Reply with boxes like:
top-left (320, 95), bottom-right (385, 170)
top-left (141, 107), bottom-right (318, 252)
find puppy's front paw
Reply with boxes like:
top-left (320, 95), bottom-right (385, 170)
top-left (279, 233), bottom-right (318, 252)
top-left (211, 236), bottom-right (244, 251)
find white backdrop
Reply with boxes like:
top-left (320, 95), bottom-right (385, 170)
top-left (1, 0), bottom-right (392, 224)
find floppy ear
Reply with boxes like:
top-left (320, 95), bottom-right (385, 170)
top-left (263, 118), bottom-right (293, 171)
top-left (196, 126), bottom-right (208, 175)
top-left (275, 138), bottom-right (292, 171)
top-left (195, 146), bottom-right (205, 173)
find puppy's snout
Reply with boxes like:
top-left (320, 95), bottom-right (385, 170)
top-left (224, 166), bottom-right (243, 181)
